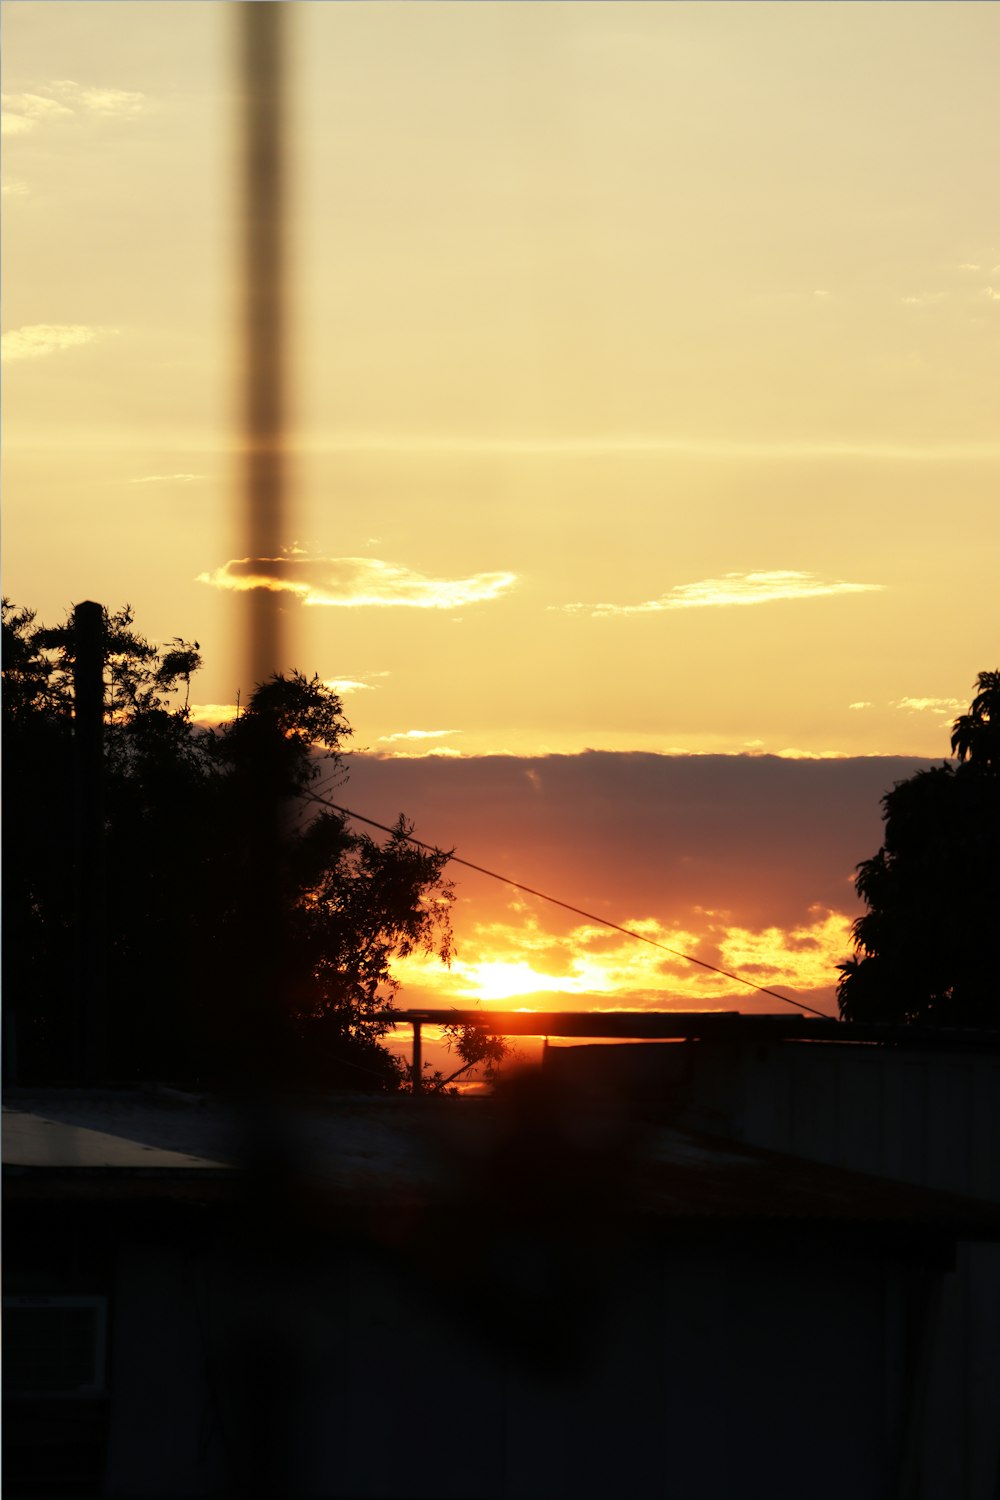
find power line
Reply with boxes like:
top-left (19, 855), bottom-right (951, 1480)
top-left (297, 785), bottom-right (835, 1020)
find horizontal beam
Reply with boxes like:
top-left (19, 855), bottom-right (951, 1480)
top-left (387, 1010), bottom-right (1000, 1048)
top-left (392, 1010), bottom-right (787, 1038)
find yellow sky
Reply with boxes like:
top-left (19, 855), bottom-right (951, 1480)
top-left (3, 0), bottom-right (998, 761)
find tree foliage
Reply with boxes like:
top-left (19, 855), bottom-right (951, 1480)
top-left (2, 600), bottom-right (463, 1088)
top-left (837, 671), bottom-right (1000, 1025)
top-left (421, 1021), bottom-right (513, 1095)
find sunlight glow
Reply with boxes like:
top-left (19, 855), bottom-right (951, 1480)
top-left (457, 959), bottom-right (594, 1004)
top-left (390, 907), bottom-right (851, 1015)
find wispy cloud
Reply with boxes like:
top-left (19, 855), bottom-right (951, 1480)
top-left (1, 80), bottom-right (144, 135)
top-left (1, 92), bottom-right (72, 134)
top-left (742, 740), bottom-right (860, 759)
top-left (382, 745), bottom-right (466, 760)
top-left (901, 291), bottom-right (948, 307)
top-left (1, 179), bottom-right (29, 196)
top-left (130, 473), bottom-right (205, 485)
top-left (198, 554), bottom-right (517, 610)
top-left (773, 748), bottom-right (854, 761)
top-left (561, 570), bottom-right (883, 618)
top-left (378, 729), bottom-right (460, 744)
top-left (323, 677), bottom-right (375, 696)
top-left (893, 696), bottom-right (964, 716)
top-left (51, 81), bottom-right (144, 117)
top-left (1, 323), bottom-right (110, 363)
top-left (848, 702), bottom-right (872, 711)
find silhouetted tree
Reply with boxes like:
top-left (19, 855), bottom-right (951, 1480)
top-left (2, 600), bottom-right (458, 1087)
top-left (837, 671), bottom-right (1000, 1025)
top-left (950, 670), bottom-right (1000, 771)
top-left (422, 1021), bottom-right (513, 1094)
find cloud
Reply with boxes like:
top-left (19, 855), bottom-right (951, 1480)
top-left (378, 729), bottom-right (461, 744)
top-left (323, 677), bottom-right (375, 696)
top-left (984, 288), bottom-right (1000, 303)
top-left (562, 570), bottom-right (883, 618)
top-left (848, 702), bottom-right (872, 711)
top-left (53, 82), bottom-right (144, 117)
top-left (385, 746), bottom-right (466, 759)
top-left (1, 81), bottom-right (144, 135)
top-left (343, 749), bottom-right (933, 936)
top-left (2, 179), bottom-right (29, 196)
top-left (131, 473), bottom-right (205, 485)
top-left (773, 748), bottom-right (854, 760)
top-left (198, 554), bottom-right (517, 610)
top-left (1, 92), bottom-right (72, 134)
top-left (901, 291), bottom-right (948, 306)
top-left (1, 323), bottom-right (110, 363)
top-left (957, 263), bottom-right (982, 272)
top-left (374, 731), bottom-right (467, 759)
top-left (893, 696), bottom-right (964, 715)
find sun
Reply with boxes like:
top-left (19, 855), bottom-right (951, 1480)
top-left (459, 960), bottom-right (554, 1003)
top-left (457, 959), bottom-right (594, 1004)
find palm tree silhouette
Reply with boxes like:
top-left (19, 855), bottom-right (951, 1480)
top-left (950, 670), bottom-right (1000, 771)
top-left (837, 669), bottom-right (1000, 1026)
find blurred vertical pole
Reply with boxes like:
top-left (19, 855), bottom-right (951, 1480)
top-left (72, 600), bottom-right (107, 1084)
top-left (232, 10), bottom-right (296, 1496)
top-left (236, 0), bottom-right (290, 1082)
top-left (240, 0), bottom-right (288, 690)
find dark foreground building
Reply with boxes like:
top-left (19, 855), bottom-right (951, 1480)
top-left (5, 1033), bottom-right (1000, 1500)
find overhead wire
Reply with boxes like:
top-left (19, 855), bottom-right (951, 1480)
top-left (296, 784), bottom-right (836, 1020)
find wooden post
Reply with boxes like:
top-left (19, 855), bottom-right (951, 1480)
top-left (411, 1020), bottom-right (423, 1095)
top-left (73, 600), bottom-right (107, 1083)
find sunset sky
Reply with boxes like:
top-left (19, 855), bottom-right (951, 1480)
top-left (4, 2), bottom-right (998, 1023)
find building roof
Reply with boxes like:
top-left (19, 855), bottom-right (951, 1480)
top-left (5, 1086), bottom-right (999, 1238)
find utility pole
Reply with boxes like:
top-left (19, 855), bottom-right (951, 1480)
top-left (72, 600), bottom-right (107, 1084)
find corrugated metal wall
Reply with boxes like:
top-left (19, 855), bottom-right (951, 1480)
top-left (694, 1041), bottom-right (1000, 1204)
top-left (675, 1039), bottom-right (1000, 1500)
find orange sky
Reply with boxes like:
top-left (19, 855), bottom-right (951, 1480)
top-left (3, 2), bottom-right (997, 1021)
